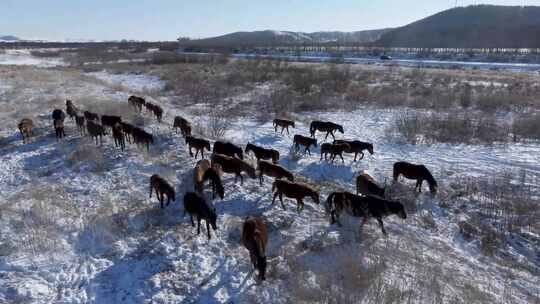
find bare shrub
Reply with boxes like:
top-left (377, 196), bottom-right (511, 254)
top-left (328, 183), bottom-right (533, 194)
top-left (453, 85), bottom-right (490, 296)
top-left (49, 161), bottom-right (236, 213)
top-left (512, 114), bottom-right (540, 141)
top-left (387, 111), bottom-right (421, 144)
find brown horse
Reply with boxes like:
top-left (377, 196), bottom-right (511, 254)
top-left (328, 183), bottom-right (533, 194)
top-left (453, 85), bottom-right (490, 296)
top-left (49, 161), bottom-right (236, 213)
top-left (333, 140), bottom-right (374, 161)
top-left (101, 115), bottom-right (122, 129)
top-left (211, 153), bottom-right (256, 185)
top-left (53, 118), bottom-right (65, 140)
top-left (183, 192), bottom-right (218, 240)
top-left (18, 118), bottom-right (34, 143)
top-left (66, 100), bottom-right (78, 120)
top-left (186, 136), bottom-right (211, 159)
top-left (213, 141), bottom-right (244, 159)
top-left (173, 116), bottom-right (191, 137)
top-left (75, 115), bottom-right (85, 135)
top-left (83, 110), bottom-right (99, 122)
top-left (132, 127), bottom-right (153, 152)
top-left (271, 179), bottom-right (320, 212)
top-left (194, 159), bottom-right (225, 199)
top-left (112, 123), bottom-right (125, 151)
top-left (309, 121), bottom-right (344, 140)
top-left (320, 142), bottom-right (350, 163)
top-left (393, 161), bottom-right (438, 194)
top-left (52, 109), bottom-right (66, 125)
top-left (326, 192), bottom-right (406, 235)
top-left (257, 160), bottom-right (294, 186)
top-left (273, 118), bottom-right (295, 135)
top-left (149, 174), bottom-right (176, 209)
top-left (86, 120), bottom-right (107, 145)
top-left (293, 134), bottom-right (317, 155)
top-left (245, 143), bottom-right (279, 164)
top-left (356, 172), bottom-right (385, 198)
top-left (128, 95), bottom-right (146, 112)
top-left (242, 217), bottom-right (268, 281)
top-left (153, 105), bottom-right (163, 122)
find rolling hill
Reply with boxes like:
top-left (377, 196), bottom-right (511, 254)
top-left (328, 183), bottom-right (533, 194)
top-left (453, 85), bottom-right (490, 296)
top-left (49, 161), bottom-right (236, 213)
top-left (375, 5), bottom-right (540, 48)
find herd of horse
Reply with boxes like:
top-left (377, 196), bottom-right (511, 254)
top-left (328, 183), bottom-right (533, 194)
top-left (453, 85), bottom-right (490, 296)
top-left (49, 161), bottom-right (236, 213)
top-left (16, 95), bottom-right (438, 282)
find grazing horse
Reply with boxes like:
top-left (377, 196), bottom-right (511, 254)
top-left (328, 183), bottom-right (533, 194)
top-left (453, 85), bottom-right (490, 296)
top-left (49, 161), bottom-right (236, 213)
top-left (213, 141), bottom-right (244, 159)
top-left (101, 115), bottom-right (122, 129)
top-left (66, 100), bottom-right (78, 120)
top-left (145, 102), bottom-right (155, 113)
top-left (75, 115), bottom-right (85, 135)
top-left (128, 95), bottom-right (146, 112)
top-left (320, 142), bottom-right (350, 163)
top-left (83, 110), bottom-right (99, 122)
top-left (211, 153), bottom-right (256, 185)
top-left (18, 118), bottom-right (34, 143)
top-left (271, 179), bottom-right (320, 212)
top-left (86, 120), bottom-right (107, 145)
top-left (183, 192), bottom-right (218, 240)
top-left (257, 160), bottom-right (294, 186)
top-left (53, 118), bottom-right (65, 140)
top-left (245, 143), bottom-right (279, 164)
top-left (194, 159), bottom-right (225, 199)
top-left (273, 118), bottom-right (295, 135)
top-left (173, 116), bottom-right (191, 137)
top-left (293, 134), bottom-right (317, 155)
top-left (309, 121), bottom-right (344, 140)
top-left (132, 127), bottom-right (153, 152)
top-left (149, 174), bottom-right (176, 209)
top-left (120, 122), bottom-right (134, 144)
top-left (326, 192), bottom-right (406, 235)
top-left (112, 123), bottom-right (125, 151)
top-left (242, 217), bottom-right (268, 281)
top-left (356, 172), bottom-right (385, 198)
top-left (333, 140), bottom-right (374, 161)
top-left (185, 136), bottom-right (211, 159)
top-left (393, 161), bottom-right (438, 194)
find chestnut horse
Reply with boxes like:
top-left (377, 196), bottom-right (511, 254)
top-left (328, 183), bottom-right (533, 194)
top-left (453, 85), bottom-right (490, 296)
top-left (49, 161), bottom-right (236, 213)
top-left (211, 153), bottom-right (256, 185)
top-left (309, 121), bottom-right (344, 140)
top-left (213, 141), bottom-right (243, 159)
top-left (194, 159), bottom-right (225, 199)
top-left (273, 118), bottom-right (295, 135)
top-left (18, 118), bottom-right (34, 143)
top-left (257, 160), bottom-right (294, 186)
top-left (293, 134), bottom-right (317, 155)
top-left (356, 172), bottom-right (385, 198)
top-left (242, 217), bottom-right (268, 281)
top-left (320, 142), bottom-right (350, 163)
top-left (333, 140), bottom-right (374, 161)
top-left (149, 174), bottom-right (176, 209)
top-left (271, 179), bottom-right (319, 212)
top-left (245, 143), bottom-right (279, 164)
top-left (186, 136), bottom-right (211, 159)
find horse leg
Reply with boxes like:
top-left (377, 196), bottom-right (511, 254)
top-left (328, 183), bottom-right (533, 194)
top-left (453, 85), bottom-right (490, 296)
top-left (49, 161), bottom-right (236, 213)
top-left (280, 193), bottom-right (286, 210)
top-left (286, 127), bottom-right (290, 135)
top-left (190, 215), bottom-right (195, 227)
top-left (189, 146), bottom-right (194, 157)
top-left (206, 220), bottom-right (211, 240)
top-left (166, 194), bottom-right (171, 206)
top-left (259, 171), bottom-right (264, 186)
top-left (197, 217), bottom-right (201, 235)
top-left (195, 149), bottom-right (199, 159)
top-left (272, 191), bottom-right (279, 205)
top-left (339, 153), bottom-right (345, 163)
top-left (377, 218), bottom-right (387, 236)
top-left (330, 131), bottom-right (335, 141)
top-left (324, 131), bottom-right (329, 140)
top-left (240, 173), bottom-right (244, 185)
top-left (160, 193), bottom-right (164, 209)
top-left (416, 180), bottom-right (422, 192)
top-left (149, 184), bottom-right (153, 198)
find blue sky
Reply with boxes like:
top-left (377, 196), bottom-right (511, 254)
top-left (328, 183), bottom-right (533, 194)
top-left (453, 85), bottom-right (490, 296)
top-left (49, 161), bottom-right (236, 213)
top-left (1, 0), bottom-right (539, 41)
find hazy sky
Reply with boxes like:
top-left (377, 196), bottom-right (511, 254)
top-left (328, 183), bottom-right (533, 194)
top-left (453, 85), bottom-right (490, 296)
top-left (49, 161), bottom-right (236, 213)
top-left (1, 0), bottom-right (539, 41)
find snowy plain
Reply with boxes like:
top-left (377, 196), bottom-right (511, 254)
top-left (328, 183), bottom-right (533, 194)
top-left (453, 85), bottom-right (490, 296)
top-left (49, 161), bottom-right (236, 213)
top-left (0, 54), bottom-right (539, 303)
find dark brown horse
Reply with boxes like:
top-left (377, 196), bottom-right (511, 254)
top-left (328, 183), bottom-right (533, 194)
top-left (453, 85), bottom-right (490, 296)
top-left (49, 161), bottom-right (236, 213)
top-left (120, 122), bottom-right (134, 144)
top-left (184, 192), bottom-right (218, 240)
top-left (112, 123), bottom-right (125, 151)
top-left (320, 142), bottom-right (350, 163)
top-left (273, 118), bottom-right (295, 135)
top-left (271, 179), bottom-right (320, 212)
top-left (309, 121), bottom-right (344, 140)
top-left (211, 153), bottom-right (256, 185)
top-left (333, 140), bottom-right (374, 161)
top-left (242, 217), bottom-right (268, 281)
top-left (213, 141), bottom-right (244, 159)
top-left (393, 161), bottom-right (438, 194)
top-left (149, 174), bottom-right (176, 209)
top-left (18, 118), bottom-right (34, 143)
top-left (75, 115), bottom-right (85, 135)
top-left (86, 120), bottom-right (107, 145)
top-left (326, 192), bottom-right (406, 235)
top-left (152, 105), bottom-right (163, 122)
top-left (173, 116), bottom-right (191, 137)
top-left (186, 136), bottom-right (211, 159)
top-left (101, 115), bottom-right (122, 129)
top-left (52, 109), bottom-right (66, 124)
top-left (356, 172), bottom-right (385, 198)
top-left (83, 110), bottom-right (99, 122)
top-left (128, 95), bottom-right (146, 112)
top-left (245, 143), bottom-right (279, 164)
top-left (293, 134), bottom-right (317, 155)
top-left (53, 119), bottom-right (65, 140)
top-left (194, 159), bottom-right (225, 199)
top-left (257, 160), bottom-right (294, 186)
top-left (132, 127), bottom-right (153, 152)
top-left (66, 100), bottom-right (78, 120)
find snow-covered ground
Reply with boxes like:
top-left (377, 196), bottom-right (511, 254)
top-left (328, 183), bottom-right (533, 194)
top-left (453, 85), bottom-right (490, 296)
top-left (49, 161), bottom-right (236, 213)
top-left (0, 49), bottom-right (65, 67)
top-left (1, 65), bottom-right (539, 303)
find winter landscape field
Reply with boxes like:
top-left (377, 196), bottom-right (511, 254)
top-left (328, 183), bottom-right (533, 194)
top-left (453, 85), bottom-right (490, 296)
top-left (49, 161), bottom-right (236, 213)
top-left (0, 45), bottom-right (539, 304)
